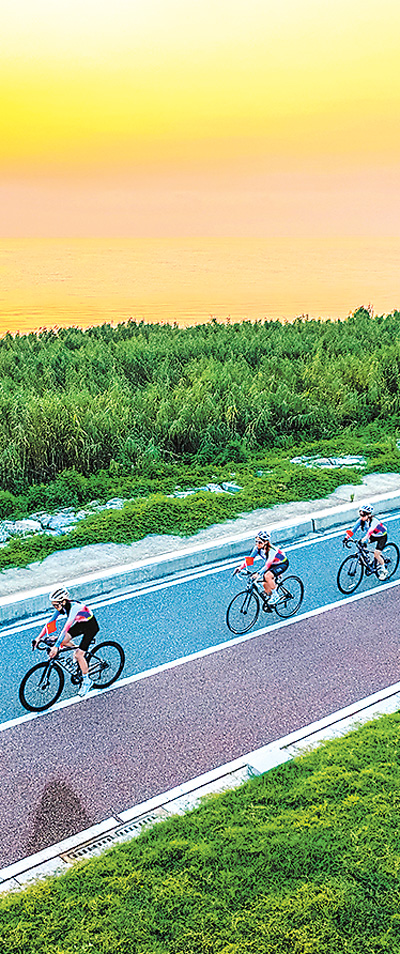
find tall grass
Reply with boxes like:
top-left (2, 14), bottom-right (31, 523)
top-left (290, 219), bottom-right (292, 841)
top-left (1, 309), bottom-right (400, 492)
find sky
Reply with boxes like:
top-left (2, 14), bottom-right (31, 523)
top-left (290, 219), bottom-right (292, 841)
top-left (1, 0), bottom-right (400, 236)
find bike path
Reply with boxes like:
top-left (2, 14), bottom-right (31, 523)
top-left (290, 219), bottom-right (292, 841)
top-left (3, 518), bottom-right (400, 725)
top-left (1, 583), bottom-right (400, 869)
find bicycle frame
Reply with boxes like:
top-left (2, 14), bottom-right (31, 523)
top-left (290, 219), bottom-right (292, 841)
top-left (344, 540), bottom-right (378, 575)
top-left (236, 568), bottom-right (284, 596)
top-left (34, 639), bottom-right (95, 684)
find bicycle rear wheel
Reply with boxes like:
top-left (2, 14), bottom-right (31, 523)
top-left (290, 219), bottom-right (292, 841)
top-left (19, 661), bottom-right (64, 712)
top-left (383, 542), bottom-right (400, 580)
top-left (337, 554), bottom-right (364, 594)
top-left (87, 641), bottom-right (125, 689)
top-left (226, 590), bottom-right (260, 634)
top-left (274, 576), bottom-right (304, 618)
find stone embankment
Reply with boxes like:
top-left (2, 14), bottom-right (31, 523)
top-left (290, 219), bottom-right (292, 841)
top-left (0, 483), bottom-right (243, 547)
top-left (0, 498), bottom-right (126, 545)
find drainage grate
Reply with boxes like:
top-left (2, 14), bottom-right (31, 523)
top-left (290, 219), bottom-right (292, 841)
top-left (61, 768), bottom-right (251, 864)
top-left (61, 809), bottom-right (167, 863)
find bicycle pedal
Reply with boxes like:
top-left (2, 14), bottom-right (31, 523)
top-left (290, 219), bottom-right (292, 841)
top-left (262, 603), bottom-right (273, 613)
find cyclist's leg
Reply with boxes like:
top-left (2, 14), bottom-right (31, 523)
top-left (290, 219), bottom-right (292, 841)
top-left (372, 534), bottom-right (387, 576)
top-left (262, 569), bottom-right (276, 597)
top-left (264, 559), bottom-right (289, 599)
top-left (69, 619), bottom-right (99, 674)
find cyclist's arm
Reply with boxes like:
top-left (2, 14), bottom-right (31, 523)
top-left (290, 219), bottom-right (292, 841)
top-left (345, 518), bottom-right (362, 540)
top-left (53, 605), bottom-right (76, 648)
top-left (54, 617), bottom-right (75, 649)
top-left (36, 611), bottom-right (60, 642)
top-left (237, 546), bottom-right (260, 572)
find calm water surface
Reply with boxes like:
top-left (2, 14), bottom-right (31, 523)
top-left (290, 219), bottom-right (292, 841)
top-left (0, 237), bottom-right (400, 334)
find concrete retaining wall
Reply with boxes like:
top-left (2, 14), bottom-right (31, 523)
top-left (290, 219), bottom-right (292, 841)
top-left (1, 489), bottom-right (400, 627)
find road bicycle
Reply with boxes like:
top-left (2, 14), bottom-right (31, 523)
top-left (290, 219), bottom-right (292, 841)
top-left (19, 637), bottom-right (125, 712)
top-left (337, 538), bottom-right (400, 595)
top-left (226, 568), bottom-right (304, 635)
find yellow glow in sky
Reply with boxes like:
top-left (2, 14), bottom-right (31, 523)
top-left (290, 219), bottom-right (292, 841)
top-left (1, 0), bottom-right (400, 234)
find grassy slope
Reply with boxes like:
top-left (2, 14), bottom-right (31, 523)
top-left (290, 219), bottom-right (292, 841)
top-left (1, 713), bottom-right (400, 952)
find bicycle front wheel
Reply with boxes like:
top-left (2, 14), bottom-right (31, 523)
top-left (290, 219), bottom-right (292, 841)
top-left (274, 576), bottom-right (304, 618)
top-left (337, 554), bottom-right (363, 594)
top-left (384, 542), bottom-right (400, 580)
top-left (226, 590), bottom-right (260, 634)
top-left (19, 662), bottom-right (64, 712)
top-left (87, 641), bottom-right (125, 689)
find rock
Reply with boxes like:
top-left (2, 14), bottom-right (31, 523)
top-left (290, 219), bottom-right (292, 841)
top-left (290, 455), bottom-right (366, 469)
top-left (42, 510), bottom-right (76, 534)
top-left (0, 519), bottom-right (43, 542)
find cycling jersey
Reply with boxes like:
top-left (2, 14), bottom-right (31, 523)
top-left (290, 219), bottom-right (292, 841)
top-left (240, 542), bottom-right (288, 576)
top-left (39, 601), bottom-right (95, 649)
top-left (346, 516), bottom-right (387, 541)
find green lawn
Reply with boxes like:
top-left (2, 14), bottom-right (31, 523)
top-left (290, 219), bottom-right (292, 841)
top-left (2, 712), bottom-right (400, 953)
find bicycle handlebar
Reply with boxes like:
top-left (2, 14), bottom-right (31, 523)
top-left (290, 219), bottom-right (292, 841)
top-left (233, 567), bottom-right (256, 580)
top-left (32, 638), bottom-right (70, 653)
top-left (343, 538), bottom-right (368, 553)
top-left (32, 638), bottom-right (57, 652)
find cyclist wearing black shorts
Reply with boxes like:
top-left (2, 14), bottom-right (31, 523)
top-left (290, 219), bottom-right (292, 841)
top-left (34, 586), bottom-right (100, 696)
top-left (235, 529), bottom-right (289, 605)
top-left (344, 504), bottom-right (388, 580)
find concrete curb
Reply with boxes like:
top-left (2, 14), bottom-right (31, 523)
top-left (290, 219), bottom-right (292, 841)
top-left (2, 487), bottom-right (400, 625)
top-left (2, 678), bottom-right (400, 892)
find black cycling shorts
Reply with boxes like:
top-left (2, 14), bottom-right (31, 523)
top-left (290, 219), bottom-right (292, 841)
top-left (369, 533), bottom-right (387, 552)
top-left (69, 617), bottom-right (100, 652)
top-left (267, 558), bottom-right (289, 578)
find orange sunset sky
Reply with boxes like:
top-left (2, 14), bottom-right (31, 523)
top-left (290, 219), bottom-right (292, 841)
top-left (2, 0), bottom-right (400, 238)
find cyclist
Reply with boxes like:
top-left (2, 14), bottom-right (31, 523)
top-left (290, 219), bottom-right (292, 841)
top-left (235, 530), bottom-right (289, 607)
top-left (344, 504), bottom-right (388, 580)
top-left (34, 587), bottom-right (100, 696)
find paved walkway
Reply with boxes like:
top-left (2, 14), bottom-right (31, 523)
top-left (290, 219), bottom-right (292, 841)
top-left (1, 472), bottom-right (400, 599)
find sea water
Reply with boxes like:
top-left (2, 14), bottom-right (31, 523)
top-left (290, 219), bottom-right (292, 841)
top-left (0, 237), bottom-right (399, 335)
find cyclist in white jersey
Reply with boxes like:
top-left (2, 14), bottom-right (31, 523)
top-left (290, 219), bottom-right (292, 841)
top-left (34, 587), bottom-right (100, 696)
top-left (344, 503), bottom-right (388, 580)
top-left (235, 529), bottom-right (289, 605)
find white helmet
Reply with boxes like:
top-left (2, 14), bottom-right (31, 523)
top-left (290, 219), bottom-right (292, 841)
top-left (256, 529), bottom-right (271, 542)
top-left (359, 504), bottom-right (374, 516)
top-left (50, 586), bottom-right (70, 603)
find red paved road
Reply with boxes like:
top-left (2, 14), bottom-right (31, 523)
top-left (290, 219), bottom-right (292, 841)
top-left (1, 586), bottom-right (400, 868)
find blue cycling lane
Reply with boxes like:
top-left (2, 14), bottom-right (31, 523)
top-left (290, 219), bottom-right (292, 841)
top-left (3, 515), bottom-right (400, 726)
